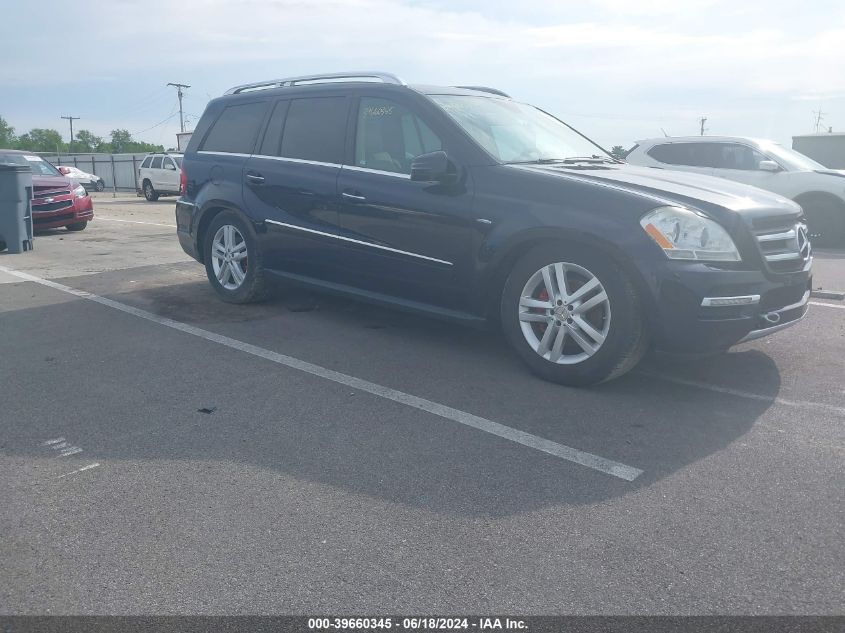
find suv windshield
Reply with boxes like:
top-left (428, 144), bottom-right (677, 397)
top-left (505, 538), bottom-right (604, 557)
top-left (429, 95), bottom-right (611, 163)
top-left (757, 142), bottom-right (826, 171)
top-left (0, 153), bottom-right (62, 176)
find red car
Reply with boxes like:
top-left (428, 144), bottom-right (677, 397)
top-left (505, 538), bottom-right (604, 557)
top-left (0, 150), bottom-right (94, 231)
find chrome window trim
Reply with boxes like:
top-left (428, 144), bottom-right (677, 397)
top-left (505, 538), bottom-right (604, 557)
top-left (341, 165), bottom-right (411, 179)
top-left (197, 151), bottom-right (252, 159)
top-left (264, 219), bottom-right (452, 266)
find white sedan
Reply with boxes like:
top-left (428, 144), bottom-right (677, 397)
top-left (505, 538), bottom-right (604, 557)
top-left (57, 165), bottom-right (106, 192)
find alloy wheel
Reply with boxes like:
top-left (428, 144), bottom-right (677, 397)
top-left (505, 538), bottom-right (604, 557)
top-left (211, 225), bottom-right (249, 291)
top-left (518, 261), bottom-right (612, 364)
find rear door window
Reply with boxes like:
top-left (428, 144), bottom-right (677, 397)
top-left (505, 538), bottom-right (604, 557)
top-left (280, 97), bottom-right (348, 164)
top-left (201, 101), bottom-right (268, 154)
top-left (258, 101), bottom-right (290, 156)
top-left (647, 142), bottom-right (715, 167)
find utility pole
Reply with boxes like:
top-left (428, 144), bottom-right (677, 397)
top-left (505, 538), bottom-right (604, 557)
top-left (61, 115), bottom-right (80, 153)
top-left (167, 82), bottom-right (191, 133)
top-left (699, 116), bottom-right (707, 136)
top-left (813, 108), bottom-right (826, 134)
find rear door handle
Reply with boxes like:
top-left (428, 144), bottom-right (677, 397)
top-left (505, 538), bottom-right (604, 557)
top-left (246, 172), bottom-right (265, 185)
top-left (341, 191), bottom-right (366, 202)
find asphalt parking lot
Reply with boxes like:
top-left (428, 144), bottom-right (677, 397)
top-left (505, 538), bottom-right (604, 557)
top-left (1, 192), bottom-right (843, 615)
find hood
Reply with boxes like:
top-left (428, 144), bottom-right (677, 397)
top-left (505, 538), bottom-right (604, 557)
top-left (512, 162), bottom-right (802, 223)
top-left (32, 175), bottom-right (73, 190)
top-left (815, 169), bottom-right (845, 178)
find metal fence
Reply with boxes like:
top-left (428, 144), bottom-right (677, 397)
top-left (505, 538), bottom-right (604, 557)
top-left (41, 153), bottom-right (149, 194)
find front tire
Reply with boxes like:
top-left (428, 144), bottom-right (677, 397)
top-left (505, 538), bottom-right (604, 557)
top-left (203, 210), bottom-right (268, 304)
top-left (500, 243), bottom-right (648, 386)
top-left (66, 221), bottom-right (87, 232)
top-left (143, 180), bottom-right (159, 201)
top-left (801, 196), bottom-right (845, 247)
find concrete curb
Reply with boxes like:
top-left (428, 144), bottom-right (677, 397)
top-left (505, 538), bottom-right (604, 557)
top-left (811, 290), bottom-right (845, 300)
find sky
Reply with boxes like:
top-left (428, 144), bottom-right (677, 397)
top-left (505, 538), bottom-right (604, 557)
top-left (2, 0), bottom-right (844, 151)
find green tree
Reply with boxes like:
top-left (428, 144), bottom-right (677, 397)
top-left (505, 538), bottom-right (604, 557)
top-left (110, 129), bottom-right (133, 153)
top-left (16, 128), bottom-right (66, 153)
top-left (610, 145), bottom-right (628, 160)
top-left (74, 130), bottom-right (103, 153)
top-left (0, 116), bottom-right (16, 148)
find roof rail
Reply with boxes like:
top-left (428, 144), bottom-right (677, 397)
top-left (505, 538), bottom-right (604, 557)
top-left (225, 71), bottom-right (405, 95)
top-left (454, 85), bottom-right (511, 98)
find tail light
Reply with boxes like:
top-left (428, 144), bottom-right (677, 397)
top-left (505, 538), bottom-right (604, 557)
top-left (179, 165), bottom-right (187, 195)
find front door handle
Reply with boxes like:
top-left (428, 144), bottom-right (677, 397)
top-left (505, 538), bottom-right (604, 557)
top-left (246, 172), bottom-right (265, 185)
top-left (341, 191), bottom-right (367, 203)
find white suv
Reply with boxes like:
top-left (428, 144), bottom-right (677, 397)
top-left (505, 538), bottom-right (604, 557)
top-left (137, 153), bottom-right (183, 201)
top-left (626, 136), bottom-right (845, 245)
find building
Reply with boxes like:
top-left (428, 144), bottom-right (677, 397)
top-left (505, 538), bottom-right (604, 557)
top-left (792, 133), bottom-right (845, 169)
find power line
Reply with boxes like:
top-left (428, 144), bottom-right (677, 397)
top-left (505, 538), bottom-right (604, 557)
top-left (132, 110), bottom-right (180, 137)
top-left (60, 115), bottom-right (80, 152)
top-left (167, 82), bottom-right (191, 133)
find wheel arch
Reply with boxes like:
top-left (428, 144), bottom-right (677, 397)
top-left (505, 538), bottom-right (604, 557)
top-left (793, 190), bottom-right (845, 212)
top-left (195, 201), bottom-right (257, 264)
top-left (481, 229), bottom-right (657, 332)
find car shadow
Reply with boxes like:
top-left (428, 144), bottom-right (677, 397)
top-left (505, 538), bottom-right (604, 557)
top-left (1, 274), bottom-right (783, 518)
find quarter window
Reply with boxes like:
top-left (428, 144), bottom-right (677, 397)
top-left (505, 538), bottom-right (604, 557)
top-left (151, 156), bottom-right (163, 169)
top-left (201, 101), bottom-right (268, 154)
top-left (280, 97), bottom-right (348, 164)
top-left (355, 97), bottom-right (442, 174)
top-left (141, 156), bottom-right (152, 168)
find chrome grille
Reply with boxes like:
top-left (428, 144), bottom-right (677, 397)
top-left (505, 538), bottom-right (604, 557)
top-left (754, 221), bottom-right (811, 273)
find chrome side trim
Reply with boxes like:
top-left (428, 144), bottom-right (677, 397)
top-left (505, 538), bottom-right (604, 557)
top-left (252, 155), bottom-right (342, 169)
top-left (701, 295), bottom-right (760, 307)
top-left (264, 219), bottom-right (453, 266)
top-left (341, 165), bottom-right (411, 179)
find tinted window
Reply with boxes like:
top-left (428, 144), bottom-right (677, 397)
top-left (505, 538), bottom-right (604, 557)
top-left (280, 97), bottom-right (347, 164)
top-left (712, 143), bottom-right (768, 170)
top-left (141, 156), bottom-right (153, 168)
top-left (647, 142), bottom-right (715, 167)
top-left (163, 158), bottom-right (177, 170)
top-left (201, 101), bottom-right (268, 154)
top-left (259, 101), bottom-right (290, 156)
top-left (172, 156), bottom-right (182, 167)
top-left (151, 156), bottom-right (163, 169)
top-left (355, 97), bottom-right (442, 174)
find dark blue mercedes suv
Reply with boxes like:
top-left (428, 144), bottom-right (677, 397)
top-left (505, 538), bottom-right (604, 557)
top-left (176, 71), bottom-right (812, 386)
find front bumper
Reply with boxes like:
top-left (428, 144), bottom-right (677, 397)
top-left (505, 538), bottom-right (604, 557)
top-left (32, 195), bottom-right (94, 230)
top-left (651, 261), bottom-right (812, 353)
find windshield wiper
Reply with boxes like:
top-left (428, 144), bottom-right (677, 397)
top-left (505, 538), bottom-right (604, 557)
top-left (560, 156), bottom-right (620, 164)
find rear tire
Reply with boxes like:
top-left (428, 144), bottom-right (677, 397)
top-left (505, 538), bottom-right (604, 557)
top-left (143, 180), bottom-right (159, 201)
top-left (500, 243), bottom-right (648, 386)
top-left (203, 210), bottom-right (268, 304)
top-left (66, 221), bottom-right (87, 232)
top-left (95, 179), bottom-right (105, 192)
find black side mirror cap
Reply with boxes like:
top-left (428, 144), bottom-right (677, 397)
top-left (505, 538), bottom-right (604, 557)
top-left (410, 151), bottom-right (456, 183)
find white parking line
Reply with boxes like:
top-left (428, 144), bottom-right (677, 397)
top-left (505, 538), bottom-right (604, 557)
top-left (57, 463), bottom-right (100, 479)
top-left (810, 301), bottom-right (845, 310)
top-left (97, 217), bottom-right (177, 228)
top-left (0, 264), bottom-right (643, 482)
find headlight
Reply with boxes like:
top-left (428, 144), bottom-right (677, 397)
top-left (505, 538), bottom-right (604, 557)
top-left (640, 206), bottom-right (741, 262)
top-left (73, 185), bottom-right (87, 198)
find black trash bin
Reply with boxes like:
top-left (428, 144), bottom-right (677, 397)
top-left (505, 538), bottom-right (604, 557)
top-left (0, 162), bottom-right (34, 253)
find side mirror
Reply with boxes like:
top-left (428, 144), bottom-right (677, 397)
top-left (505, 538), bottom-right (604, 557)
top-left (410, 151), bottom-right (456, 183)
top-left (58, 166), bottom-right (71, 175)
top-left (758, 160), bottom-right (780, 172)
